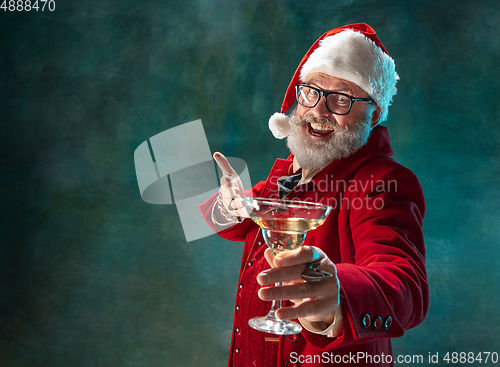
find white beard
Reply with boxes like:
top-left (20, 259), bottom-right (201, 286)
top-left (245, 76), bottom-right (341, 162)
top-left (286, 109), bottom-right (372, 170)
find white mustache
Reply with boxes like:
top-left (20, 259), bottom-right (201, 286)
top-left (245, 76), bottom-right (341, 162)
top-left (293, 114), bottom-right (341, 130)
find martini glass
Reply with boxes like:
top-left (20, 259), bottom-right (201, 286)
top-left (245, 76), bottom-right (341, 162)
top-left (243, 197), bottom-right (332, 335)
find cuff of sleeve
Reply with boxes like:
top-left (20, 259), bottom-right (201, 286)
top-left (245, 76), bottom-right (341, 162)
top-left (299, 304), bottom-right (343, 338)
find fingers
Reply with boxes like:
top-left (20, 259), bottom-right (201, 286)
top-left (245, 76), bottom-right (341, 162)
top-left (258, 246), bottom-right (336, 286)
top-left (273, 246), bottom-right (326, 268)
top-left (215, 152), bottom-right (245, 198)
top-left (257, 246), bottom-right (340, 321)
top-left (263, 248), bottom-right (275, 268)
top-left (213, 152), bottom-right (236, 177)
top-left (258, 276), bottom-right (338, 301)
top-left (257, 263), bottom-right (304, 285)
top-left (258, 274), bottom-right (340, 321)
top-left (220, 178), bottom-right (237, 204)
top-left (215, 152), bottom-right (249, 219)
top-left (276, 297), bottom-right (337, 321)
top-left (258, 277), bottom-right (340, 321)
top-left (220, 176), bottom-right (242, 199)
top-left (220, 179), bottom-right (246, 214)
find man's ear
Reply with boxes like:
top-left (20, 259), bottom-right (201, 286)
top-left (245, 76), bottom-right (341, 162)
top-left (370, 106), bottom-right (382, 128)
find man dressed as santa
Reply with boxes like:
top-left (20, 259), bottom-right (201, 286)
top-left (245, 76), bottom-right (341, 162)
top-left (200, 23), bottom-right (428, 367)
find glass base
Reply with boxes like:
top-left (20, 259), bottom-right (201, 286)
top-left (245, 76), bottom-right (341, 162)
top-left (248, 313), bottom-right (302, 335)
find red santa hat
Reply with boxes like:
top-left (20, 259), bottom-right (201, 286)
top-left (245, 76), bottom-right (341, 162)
top-left (269, 23), bottom-right (399, 139)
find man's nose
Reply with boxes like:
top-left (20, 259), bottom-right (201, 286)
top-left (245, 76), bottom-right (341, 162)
top-left (310, 96), bottom-right (332, 118)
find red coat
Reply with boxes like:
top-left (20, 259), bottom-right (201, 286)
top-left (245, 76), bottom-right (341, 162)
top-left (199, 127), bottom-right (428, 367)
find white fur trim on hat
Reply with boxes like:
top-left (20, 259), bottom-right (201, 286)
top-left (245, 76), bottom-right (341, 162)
top-left (268, 112), bottom-right (290, 139)
top-left (300, 29), bottom-right (399, 123)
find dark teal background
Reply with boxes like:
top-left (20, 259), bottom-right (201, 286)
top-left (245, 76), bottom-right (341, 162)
top-left (1, 0), bottom-right (499, 366)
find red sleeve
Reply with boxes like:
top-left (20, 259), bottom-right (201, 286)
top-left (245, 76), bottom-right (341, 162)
top-left (302, 164), bottom-right (428, 350)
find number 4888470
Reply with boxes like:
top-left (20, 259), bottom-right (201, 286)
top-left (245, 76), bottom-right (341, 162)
top-left (1, 0), bottom-right (56, 11)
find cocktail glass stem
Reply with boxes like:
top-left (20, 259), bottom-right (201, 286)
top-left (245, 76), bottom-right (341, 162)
top-left (265, 283), bottom-right (281, 321)
top-left (248, 282), bottom-right (302, 335)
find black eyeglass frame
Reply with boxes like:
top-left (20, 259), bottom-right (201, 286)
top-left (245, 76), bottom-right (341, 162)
top-left (295, 84), bottom-right (374, 115)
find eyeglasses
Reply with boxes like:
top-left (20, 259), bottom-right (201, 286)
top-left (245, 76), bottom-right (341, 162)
top-left (295, 84), bottom-right (374, 115)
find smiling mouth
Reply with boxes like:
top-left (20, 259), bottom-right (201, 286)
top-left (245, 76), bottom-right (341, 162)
top-left (308, 122), bottom-right (335, 137)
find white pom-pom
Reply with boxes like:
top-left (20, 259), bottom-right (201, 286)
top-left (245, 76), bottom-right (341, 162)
top-left (268, 112), bottom-right (290, 139)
